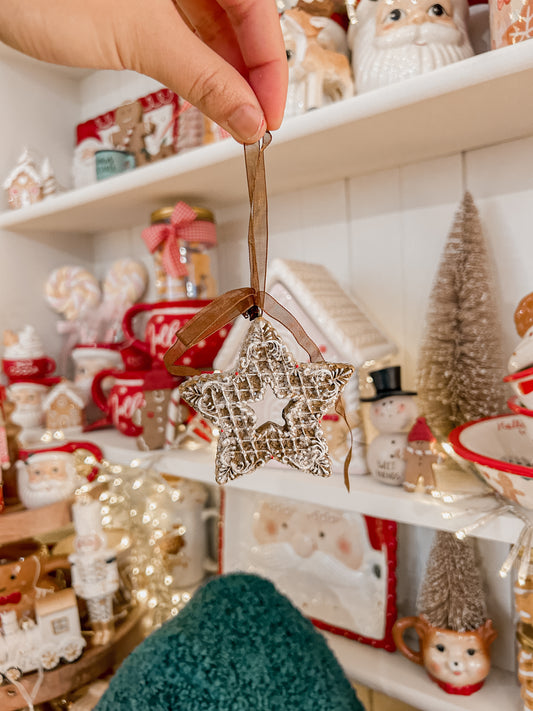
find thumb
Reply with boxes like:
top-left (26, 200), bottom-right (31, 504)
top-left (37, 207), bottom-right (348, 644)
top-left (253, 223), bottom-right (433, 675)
top-left (116, 1), bottom-right (267, 143)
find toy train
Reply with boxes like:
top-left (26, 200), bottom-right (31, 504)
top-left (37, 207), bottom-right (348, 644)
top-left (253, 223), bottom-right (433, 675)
top-left (0, 588), bottom-right (85, 684)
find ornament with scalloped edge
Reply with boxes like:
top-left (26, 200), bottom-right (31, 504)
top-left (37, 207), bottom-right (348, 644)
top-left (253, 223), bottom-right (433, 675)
top-left (179, 317), bottom-right (354, 484)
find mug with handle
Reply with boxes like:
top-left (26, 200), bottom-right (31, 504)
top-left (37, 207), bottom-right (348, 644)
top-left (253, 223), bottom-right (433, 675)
top-left (91, 369), bottom-right (146, 437)
top-left (121, 299), bottom-right (230, 368)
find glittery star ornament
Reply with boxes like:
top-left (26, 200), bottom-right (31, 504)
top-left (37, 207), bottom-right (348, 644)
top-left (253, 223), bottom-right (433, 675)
top-left (179, 318), bottom-right (354, 484)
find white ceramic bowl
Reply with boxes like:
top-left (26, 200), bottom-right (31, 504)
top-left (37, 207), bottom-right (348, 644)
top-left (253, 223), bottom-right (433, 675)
top-left (449, 414), bottom-right (533, 510)
top-left (504, 366), bottom-right (533, 410)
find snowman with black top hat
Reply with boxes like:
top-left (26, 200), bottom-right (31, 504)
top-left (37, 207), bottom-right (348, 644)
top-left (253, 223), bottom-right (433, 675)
top-left (362, 366), bottom-right (417, 486)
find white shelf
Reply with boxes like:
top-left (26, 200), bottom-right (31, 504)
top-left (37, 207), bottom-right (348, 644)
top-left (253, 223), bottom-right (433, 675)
top-left (325, 633), bottom-right (519, 711)
top-left (1, 42), bottom-right (533, 235)
top-left (90, 429), bottom-right (523, 544)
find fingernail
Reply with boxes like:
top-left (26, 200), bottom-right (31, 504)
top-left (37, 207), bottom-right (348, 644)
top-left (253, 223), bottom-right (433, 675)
top-left (227, 105), bottom-right (265, 143)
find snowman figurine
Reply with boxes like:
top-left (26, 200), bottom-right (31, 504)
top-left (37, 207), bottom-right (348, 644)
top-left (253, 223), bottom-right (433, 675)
top-left (362, 366), bottom-right (417, 486)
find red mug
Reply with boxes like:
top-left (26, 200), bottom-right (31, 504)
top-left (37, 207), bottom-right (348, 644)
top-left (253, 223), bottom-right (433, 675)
top-left (122, 300), bottom-right (231, 368)
top-left (3, 356), bottom-right (56, 381)
top-left (119, 340), bottom-right (152, 371)
top-left (91, 370), bottom-right (147, 437)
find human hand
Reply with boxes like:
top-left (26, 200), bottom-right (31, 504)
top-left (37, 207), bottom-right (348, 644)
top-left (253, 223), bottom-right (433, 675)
top-left (0, 0), bottom-right (288, 143)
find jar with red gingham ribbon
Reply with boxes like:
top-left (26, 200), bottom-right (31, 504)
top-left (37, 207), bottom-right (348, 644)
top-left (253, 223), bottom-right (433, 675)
top-left (142, 202), bottom-right (217, 300)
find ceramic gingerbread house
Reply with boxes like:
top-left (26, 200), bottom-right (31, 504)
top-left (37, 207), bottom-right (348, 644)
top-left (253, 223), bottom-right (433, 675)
top-left (43, 381), bottom-right (85, 433)
top-left (3, 148), bottom-right (44, 209)
top-left (3, 149), bottom-right (61, 210)
top-left (213, 258), bottom-right (397, 475)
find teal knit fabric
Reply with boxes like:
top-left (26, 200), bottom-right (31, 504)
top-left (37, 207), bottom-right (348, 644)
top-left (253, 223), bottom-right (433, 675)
top-left (96, 573), bottom-right (364, 711)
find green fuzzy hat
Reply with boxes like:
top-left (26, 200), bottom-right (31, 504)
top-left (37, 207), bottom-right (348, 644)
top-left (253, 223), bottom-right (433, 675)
top-left (96, 573), bottom-right (364, 711)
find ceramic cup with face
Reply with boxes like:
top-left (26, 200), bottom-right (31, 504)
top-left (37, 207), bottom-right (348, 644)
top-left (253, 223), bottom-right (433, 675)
top-left (158, 474), bottom-right (218, 588)
top-left (7, 377), bottom-right (61, 431)
top-left (71, 343), bottom-right (123, 405)
top-left (16, 449), bottom-right (83, 509)
top-left (393, 615), bottom-right (496, 695)
top-left (0, 540), bottom-right (70, 619)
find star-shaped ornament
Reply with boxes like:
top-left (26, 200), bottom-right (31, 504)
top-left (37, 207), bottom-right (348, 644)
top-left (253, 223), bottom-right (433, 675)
top-left (179, 317), bottom-right (354, 484)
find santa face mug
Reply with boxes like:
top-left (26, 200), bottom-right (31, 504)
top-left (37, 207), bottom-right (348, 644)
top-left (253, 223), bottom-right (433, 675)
top-left (71, 343), bottom-right (123, 404)
top-left (16, 449), bottom-right (81, 509)
top-left (7, 377), bottom-right (60, 433)
top-left (350, 0), bottom-right (474, 93)
top-left (393, 615), bottom-right (496, 695)
top-left (91, 369), bottom-right (146, 437)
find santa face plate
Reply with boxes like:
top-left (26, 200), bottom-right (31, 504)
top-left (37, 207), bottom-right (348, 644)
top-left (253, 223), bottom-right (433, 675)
top-left (220, 489), bottom-right (398, 650)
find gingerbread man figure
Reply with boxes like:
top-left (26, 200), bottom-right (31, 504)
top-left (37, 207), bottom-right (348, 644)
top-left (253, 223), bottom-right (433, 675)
top-left (112, 100), bottom-right (154, 166)
top-left (403, 416), bottom-right (440, 493)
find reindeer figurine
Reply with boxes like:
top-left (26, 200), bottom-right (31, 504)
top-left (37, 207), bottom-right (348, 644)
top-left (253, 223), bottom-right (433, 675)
top-left (281, 8), bottom-right (354, 117)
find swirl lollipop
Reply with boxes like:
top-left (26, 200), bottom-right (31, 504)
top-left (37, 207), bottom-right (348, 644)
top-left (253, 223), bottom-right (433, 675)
top-left (45, 266), bottom-right (101, 321)
top-left (103, 259), bottom-right (147, 307)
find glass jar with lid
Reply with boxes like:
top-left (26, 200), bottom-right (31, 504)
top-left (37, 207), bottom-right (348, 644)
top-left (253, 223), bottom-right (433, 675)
top-left (147, 204), bottom-right (217, 301)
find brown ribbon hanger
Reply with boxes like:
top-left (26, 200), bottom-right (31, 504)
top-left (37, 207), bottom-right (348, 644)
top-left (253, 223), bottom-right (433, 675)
top-left (163, 133), bottom-right (353, 490)
top-left (163, 132), bottom-right (323, 378)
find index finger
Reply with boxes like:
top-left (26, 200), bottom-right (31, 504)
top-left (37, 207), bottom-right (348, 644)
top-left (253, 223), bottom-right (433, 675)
top-left (218, 0), bottom-right (288, 129)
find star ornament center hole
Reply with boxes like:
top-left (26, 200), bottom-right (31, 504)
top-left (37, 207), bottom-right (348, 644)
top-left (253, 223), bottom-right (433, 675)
top-left (248, 383), bottom-right (291, 429)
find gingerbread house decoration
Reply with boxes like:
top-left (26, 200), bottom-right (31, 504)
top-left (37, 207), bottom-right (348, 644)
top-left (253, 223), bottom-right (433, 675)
top-left (43, 381), bottom-right (85, 433)
top-left (213, 258), bottom-right (397, 475)
top-left (3, 148), bottom-right (44, 210)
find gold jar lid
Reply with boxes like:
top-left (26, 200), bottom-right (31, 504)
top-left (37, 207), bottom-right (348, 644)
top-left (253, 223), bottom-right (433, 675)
top-left (150, 205), bottom-right (215, 224)
top-left (517, 623), bottom-right (533, 651)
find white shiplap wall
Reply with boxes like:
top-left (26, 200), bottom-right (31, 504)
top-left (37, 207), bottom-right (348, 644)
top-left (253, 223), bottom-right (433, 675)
top-left (2, 61), bottom-right (529, 676)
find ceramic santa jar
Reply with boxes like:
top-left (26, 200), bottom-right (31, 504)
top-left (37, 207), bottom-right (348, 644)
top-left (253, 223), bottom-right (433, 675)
top-left (349, 0), bottom-right (474, 93)
top-left (16, 449), bottom-right (81, 509)
top-left (362, 366), bottom-right (417, 485)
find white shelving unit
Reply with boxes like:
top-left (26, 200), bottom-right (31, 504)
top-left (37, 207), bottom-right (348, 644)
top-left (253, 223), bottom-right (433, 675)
top-left (325, 633), bottom-right (517, 711)
top-left (2, 38), bottom-right (531, 710)
top-left (88, 429), bottom-right (519, 710)
top-left (0, 41), bottom-right (532, 234)
top-left (89, 429), bottom-right (522, 545)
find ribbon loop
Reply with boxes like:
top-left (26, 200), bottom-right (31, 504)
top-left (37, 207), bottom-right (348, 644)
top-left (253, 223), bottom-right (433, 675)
top-left (163, 132), bottom-right (353, 490)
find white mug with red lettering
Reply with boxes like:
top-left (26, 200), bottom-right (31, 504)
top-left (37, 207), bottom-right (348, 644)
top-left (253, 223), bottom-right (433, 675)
top-left (122, 299), bottom-right (230, 369)
top-left (91, 370), bottom-right (146, 437)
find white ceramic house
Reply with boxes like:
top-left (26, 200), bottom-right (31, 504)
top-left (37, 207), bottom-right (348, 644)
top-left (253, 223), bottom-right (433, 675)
top-left (214, 258), bottom-right (397, 475)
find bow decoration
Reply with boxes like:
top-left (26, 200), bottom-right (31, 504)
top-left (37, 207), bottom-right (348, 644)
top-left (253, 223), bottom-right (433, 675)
top-left (0, 591), bottom-right (22, 606)
top-left (142, 202), bottom-right (216, 279)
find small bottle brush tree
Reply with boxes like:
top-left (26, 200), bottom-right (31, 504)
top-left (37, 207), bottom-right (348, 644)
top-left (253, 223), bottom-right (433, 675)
top-left (417, 530), bottom-right (487, 631)
top-left (416, 192), bottom-right (507, 440)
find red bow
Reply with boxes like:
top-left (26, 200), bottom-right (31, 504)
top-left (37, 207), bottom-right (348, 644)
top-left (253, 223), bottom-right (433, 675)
top-left (141, 202), bottom-right (216, 279)
top-left (0, 591), bottom-right (21, 605)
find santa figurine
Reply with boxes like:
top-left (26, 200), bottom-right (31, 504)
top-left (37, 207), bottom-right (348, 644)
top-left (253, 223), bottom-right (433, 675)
top-left (361, 366), bottom-right (417, 486)
top-left (349, 0), bottom-right (474, 93)
top-left (403, 416), bottom-right (440, 493)
top-left (69, 498), bottom-right (119, 646)
top-left (16, 449), bottom-right (81, 509)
